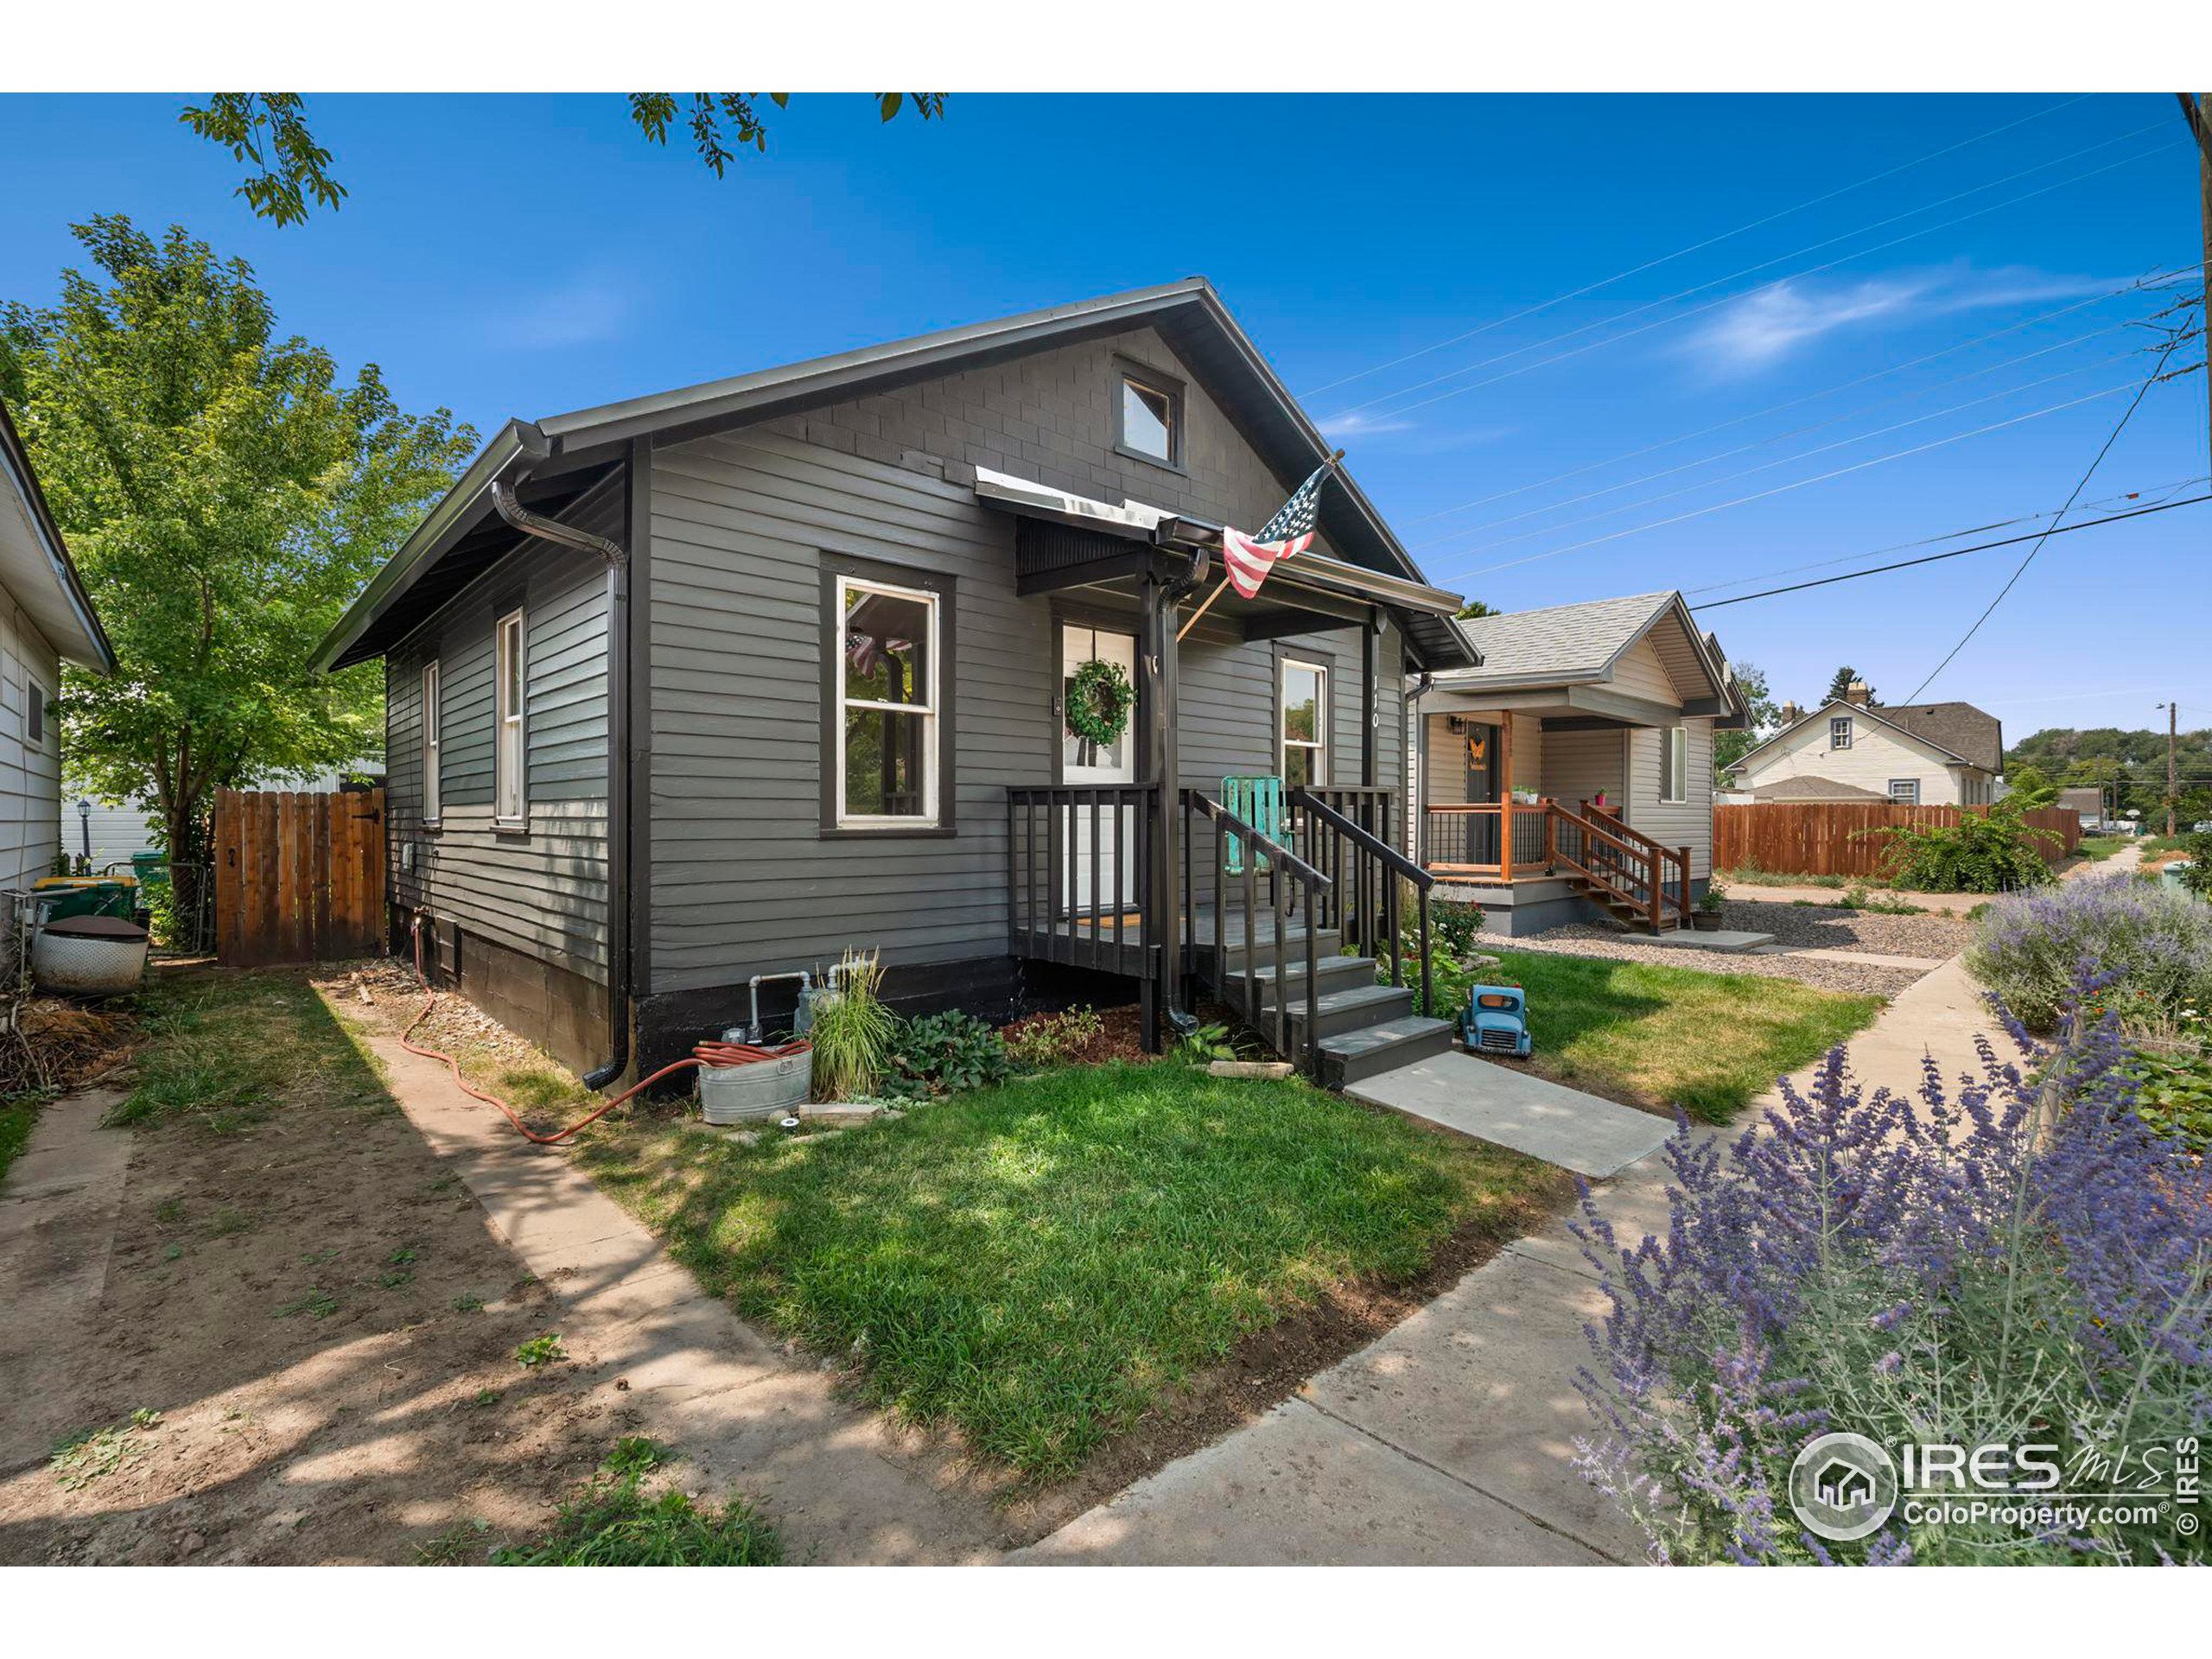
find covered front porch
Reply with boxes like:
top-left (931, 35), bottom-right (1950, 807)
top-left (1415, 696), bottom-right (1692, 936)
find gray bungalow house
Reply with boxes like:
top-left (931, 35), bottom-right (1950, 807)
top-left (313, 280), bottom-right (1484, 1088)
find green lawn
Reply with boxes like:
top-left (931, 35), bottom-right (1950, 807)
top-left (577, 1062), bottom-right (1561, 1483)
top-left (0, 1096), bottom-right (37, 1186)
top-left (1485, 950), bottom-right (1885, 1122)
top-left (2074, 835), bottom-right (2131, 861)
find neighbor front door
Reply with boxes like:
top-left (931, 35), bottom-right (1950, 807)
top-left (1062, 625), bottom-right (1139, 914)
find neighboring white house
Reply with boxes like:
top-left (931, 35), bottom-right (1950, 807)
top-left (60, 760), bottom-right (387, 870)
top-left (1726, 684), bottom-right (2004, 807)
top-left (0, 397), bottom-right (116, 893)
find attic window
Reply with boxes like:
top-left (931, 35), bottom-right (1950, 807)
top-left (1117, 370), bottom-right (1181, 467)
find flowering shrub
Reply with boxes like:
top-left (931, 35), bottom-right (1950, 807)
top-left (1573, 975), bottom-right (2212, 1565)
top-left (1967, 874), bottom-right (2212, 1030)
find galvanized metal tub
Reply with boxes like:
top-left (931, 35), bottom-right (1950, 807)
top-left (35, 913), bottom-right (151, 996)
top-left (699, 1047), bottom-right (812, 1124)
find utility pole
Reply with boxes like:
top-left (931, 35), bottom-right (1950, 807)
top-left (2160, 700), bottom-right (2180, 836)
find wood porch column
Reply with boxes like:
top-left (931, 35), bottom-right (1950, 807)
top-left (1497, 713), bottom-right (1515, 883)
top-left (1139, 570), bottom-right (1179, 1052)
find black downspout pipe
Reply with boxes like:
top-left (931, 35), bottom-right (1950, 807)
top-left (490, 437), bottom-right (632, 1091)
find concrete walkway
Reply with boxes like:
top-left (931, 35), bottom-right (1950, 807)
top-left (1349, 1052), bottom-right (1670, 1179)
top-left (1022, 913), bottom-right (2029, 1566)
top-left (0, 1086), bottom-right (131, 1472)
top-left (358, 1032), bottom-right (1009, 1564)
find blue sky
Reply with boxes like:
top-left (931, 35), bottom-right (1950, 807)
top-left (0, 92), bottom-right (2204, 740)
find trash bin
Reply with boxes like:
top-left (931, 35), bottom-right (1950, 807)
top-left (130, 852), bottom-right (170, 891)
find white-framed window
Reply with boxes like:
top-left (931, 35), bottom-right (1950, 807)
top-left (1118, 372), bottom-right (1179, 465)
top-left (493, 609), bottom-right (525, 825)
top-left (1661, 725), bottom-right (1689, 804)
top-left (1890, 778), bottom-right (1921, 805)
top-left (836, 574), bottom-right (940, 827)
top-left (1830, 716), bottom-right (1853, 750)
top-left (421, 660), bottom-right (442, 825)
top-left (1280, 658), bottom-right (1328, 789)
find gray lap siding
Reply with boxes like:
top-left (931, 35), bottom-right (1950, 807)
top-left (385, 480), bottom-right (620, 1060)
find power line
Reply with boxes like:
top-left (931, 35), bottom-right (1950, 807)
top-left (1900, 342), bottom-right (2183, 703)
top-left (1443, 375), bottom-right (2164, 582)
top-left (1324, 123), bottom-right (2174, 425)
top-left (1681, 474), bottom-right (2209, 597)
top-left (1688, 493), bottom-right (2209, 610)
top-left (1424, 340), bottom-right (2154, 561)
top-left (1402, 271), bottom-right (2191, 531)
top-left (1299, 95), bottom-right (2093, 399)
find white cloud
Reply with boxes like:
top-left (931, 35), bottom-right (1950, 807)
top-left (1687, 263), bottom-right (2113, 376)
top-left (1318, 408), bottom-right (1418, 440)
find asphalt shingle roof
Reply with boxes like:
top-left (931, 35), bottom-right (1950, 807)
top-left (1744, 775), bottom-right (1891, 802)
top-left (1877, 702), bottom-right (2004, 775)
top-left (1440, 592), bottom-right (1677, 687)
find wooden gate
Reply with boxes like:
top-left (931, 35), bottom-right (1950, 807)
top-left (213, 789), bottom-right (386, 966)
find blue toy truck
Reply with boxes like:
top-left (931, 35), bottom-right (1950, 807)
top-left (1460, 983), bottom-right (1532, 1057)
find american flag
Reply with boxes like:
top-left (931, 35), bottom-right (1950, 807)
top-left (1221, 457), bottom-right (1337, 600)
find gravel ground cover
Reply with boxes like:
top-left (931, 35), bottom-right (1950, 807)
top-left (1500, 894), bottom-right (1970, 1001)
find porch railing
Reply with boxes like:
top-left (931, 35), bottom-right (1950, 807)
top-left (1424, 801), bottom-right (1548, 880)
top-left (1007, 783), bottom-right (1160, 981)
top-left (1182, 790), bottom-right (1334, 1078)
top-left (1547, 800), bottom-right (1693, 931)
top-left (1292, 787), bottom-right (1435, 1020)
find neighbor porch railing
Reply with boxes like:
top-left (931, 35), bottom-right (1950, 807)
top-left (1423, 798), bottom-right (1691, 930)
top-left (1423, 800), bottom-right (1548, 880)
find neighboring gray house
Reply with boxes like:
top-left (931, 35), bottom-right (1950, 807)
top-left (1, 397), bottom-right (116, 893)
top-left (312, 281), bottom-right (1478, 1085)
top-left (1727, 687), bottom-right (2004, 806)
top-left (1412, 591), bottom-right (1751, 934)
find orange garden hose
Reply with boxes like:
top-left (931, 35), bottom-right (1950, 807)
top-left (404, 916), bottom-right (810, 1145)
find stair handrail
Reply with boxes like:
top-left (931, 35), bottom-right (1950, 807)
top-left (1291, 787), bottom-right (1435, 1024)
top-left (1547, 799), bottom-right (1691, 930)
top-left (1183, 790), bottom-right (1333, 1077)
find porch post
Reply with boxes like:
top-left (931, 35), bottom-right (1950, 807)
top-left (1360, 611), bottom-right (1377, 790)
top-left (1139, 570), bottom-right (1180, 1053)
top-left (1498, 714), bottom-right (1516, 884)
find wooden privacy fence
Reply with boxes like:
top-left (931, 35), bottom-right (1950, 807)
top-left (1715, 801), bottom-right (2082, 880)
top-left (213, 788), bottom-right (385, 966)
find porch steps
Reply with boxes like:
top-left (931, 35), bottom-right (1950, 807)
top-left (1317, 1015), bottom-right (1459, 1089)
top-left (1564, 876), bottom-right (1667, 936)
top-left (1222, 953), bottom-right (1378, 1013)
top-left (1282, 982), bottom-right (1419, 1045)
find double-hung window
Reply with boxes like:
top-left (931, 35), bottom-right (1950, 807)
top-left (1280, 658), bottom-right (1328, 789)
top-left (25, 680), bottom-right (43, 747)
top-left (836, 575), bottom-right (940, 827)
top-left (422, 661), bottom-right (442, 825)
top-left (1830, 716), bottom-right (1853, 750)
top-left (1661, 725), bottom-right (1690, 804)
top-left (493, 610), bottom-right (525, 825)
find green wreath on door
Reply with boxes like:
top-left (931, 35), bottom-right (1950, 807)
top-left (1065, 658), bottom-right (1135, 747)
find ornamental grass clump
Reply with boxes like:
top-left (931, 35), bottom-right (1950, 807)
top-left (809, 950), bottom-right (897, 1101)
top-left (1967, 874), bottom-right (2212, 1031)
top-left (1573, 971), bottom-right (2212, 1566)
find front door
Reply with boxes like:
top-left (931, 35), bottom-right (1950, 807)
top-left (1062, 625), bottom-right (1139, 914)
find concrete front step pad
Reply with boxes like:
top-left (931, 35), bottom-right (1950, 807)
top-left (1347, 1051), bottom-right (1673, 1179)
top-left (1284, 981), bottom-right (1414, 1042)
top-left (1643, 927), bottom-right (1776, 954)
top-left (1318, 1014), bottom-right (1457, 1087)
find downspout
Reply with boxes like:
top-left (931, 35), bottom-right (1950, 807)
top-left (1406, 670), bottom-right (1433, 864)
top-left (490, 435), bottom-right (634, 1091)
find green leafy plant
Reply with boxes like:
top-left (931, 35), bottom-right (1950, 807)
top-left (884, 1011), bottom-right (1011, 1098)
top-left (808, 950), bottom-right (898, 1101)
top-left (1430, 899), bottom-right (1485, 958)
top-left (1695, 880), bottom-right (1726, 915)
top-left (1856, 798), bottom-right (2058, 893)
top-left (2125, 1038), bottom-right (2212, 1150)
top-left (1175, 1021), bottom-right (1239, 1065)
top-left (491, 1477), bottom-right (781, 1567)
top-left (276, 1286), bottom-right (339, 1320)
top-left (452, 1293), bottom-right (486, 1313)
top-left (601, 1436), bottom-right (671, 1481)
top-left (1003, 1005), bottom-right (1106, 1068)
top-left (2173, 830), bottom-right (2212, 899)
top-left (514, 1332), bottom-right (566, 1369)
top-left (413, 1518), bottom-right (491, 1566)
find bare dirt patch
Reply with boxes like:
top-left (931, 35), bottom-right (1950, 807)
top-left (0, 966), bottom-right (645, 1566)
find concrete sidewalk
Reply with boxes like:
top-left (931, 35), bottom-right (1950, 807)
top-left (358, 1031), bottom-right (1010, 1564)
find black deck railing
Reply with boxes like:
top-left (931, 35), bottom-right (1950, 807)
top-left (1181, 790), bottom-right (1333, 1077)
top-left (1294, 787), bottom-right (1435, 1019)
top-left (1007, 784), bottom-right (1160, 982)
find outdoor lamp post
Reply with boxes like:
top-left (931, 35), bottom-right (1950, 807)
top-left (75, 798), bottom-right (92, 868)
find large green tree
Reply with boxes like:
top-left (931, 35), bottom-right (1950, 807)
top-left (1822, 665), bottom-right (1875, 705)
top-left (0, 216), bottom-right (475, 860)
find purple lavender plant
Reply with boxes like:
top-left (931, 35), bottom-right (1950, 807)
top-left (1573, 967), bottom-right (2212, 1566)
